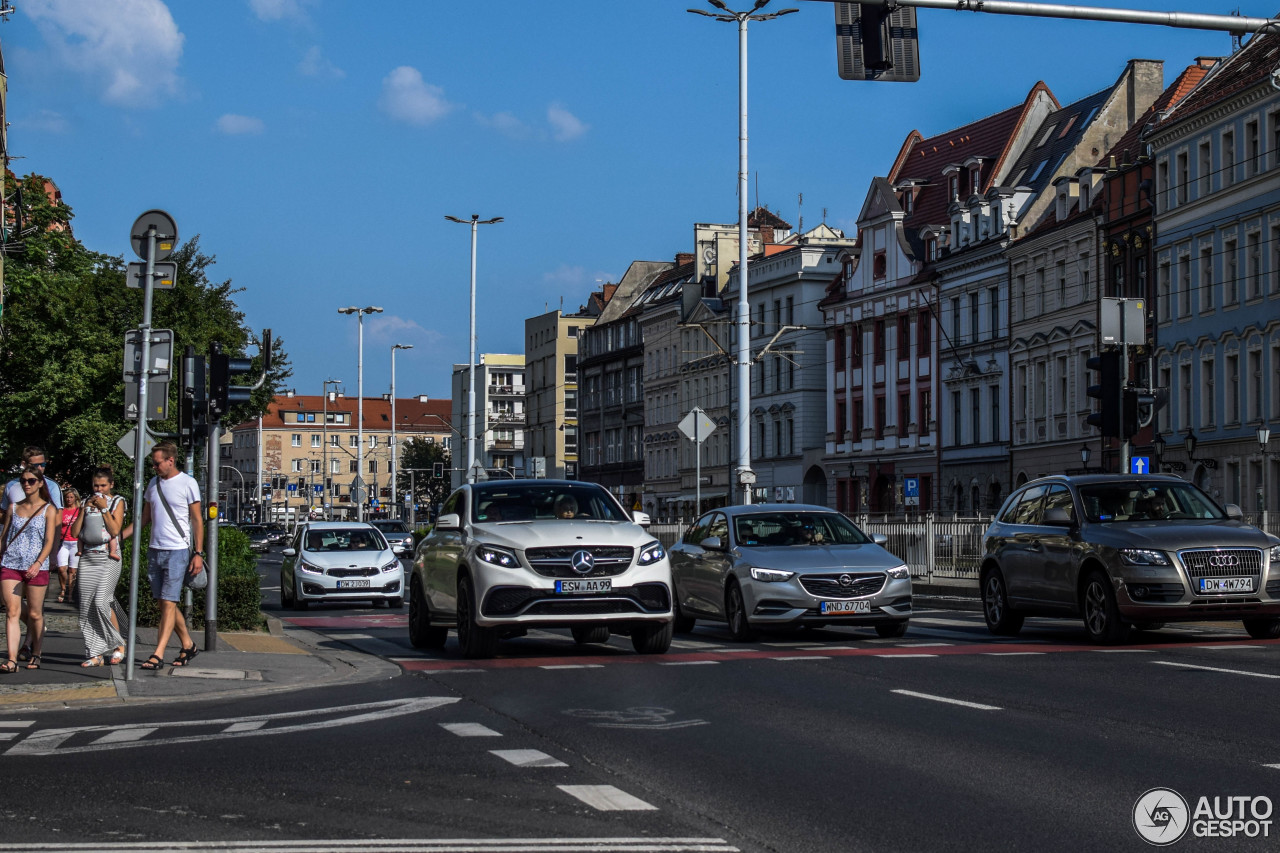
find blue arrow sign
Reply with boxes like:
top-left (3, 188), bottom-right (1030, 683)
top-left (1131, 456), bottom-right (1150, 475)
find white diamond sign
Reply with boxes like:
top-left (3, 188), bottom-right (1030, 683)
top-left (678, 408), bottom-right (716, 444)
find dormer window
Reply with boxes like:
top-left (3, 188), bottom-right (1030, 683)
top-left (968, 165), bottom-right (981, 193)
top-left (873, 250), bottom-right (887, 280)
top-left (902, 191), bottom-right (914, 214)
top-left (924, 235), bottom-right (937, 261)
top-left (949, 174), bottom-right (959, 200)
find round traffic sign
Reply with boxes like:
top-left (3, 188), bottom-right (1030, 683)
top-left (130, 209), bottom-right (179, 262)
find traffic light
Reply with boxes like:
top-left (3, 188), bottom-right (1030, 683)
top-left (179, 346), bottom-right (207, 442)
top-left (297, 477), bottom-right (306, 491)
top-left (208, 342), bottom-right (254, 420)
top-left (1123, 387), bottom-right (1169, 439)
top-left (835, 2), bottom-right (921, 83)
top-left (432, 462), bottom-right (444, 479)
top-left (1085, 350), bottom-right (1122, 437)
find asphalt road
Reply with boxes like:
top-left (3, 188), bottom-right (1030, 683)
top-left (0, 547), bottom-right (1275, 852)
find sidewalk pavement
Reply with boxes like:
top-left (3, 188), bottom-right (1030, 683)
top-left (0, 595), bottom-right (400, 712)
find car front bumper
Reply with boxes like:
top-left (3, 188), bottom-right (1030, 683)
top-left (295, 569), bottom-right (403, 601)
top-left (471, 558), bottom-right (673, 628)
top-left (740, 574), bottom-right (913, 627)
top-left (1117, 576), bottom-right (1280, 621)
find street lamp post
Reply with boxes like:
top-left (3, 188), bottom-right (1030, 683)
top-left (1152, 433), bottom-right (1165, 474)
top-left (1080, 442), bottom-right (1092, 472)
top-left (689, 0), bottom-right (796, 505)
top-left (220, 465), bottom-right (246, 524)
top-left (1258, 426), bottom-right (1271, 513)
top-left (445, 213), bottom-right (503, 485)
top-left (391, 343), bottom-right (413, 518)
top-left (322, 378), bottom-right (343, 520)
top-left (338, 306), bottom-right (383, 521)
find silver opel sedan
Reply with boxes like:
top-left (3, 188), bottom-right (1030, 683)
top-left (668, 504), bottom-right (913, 641)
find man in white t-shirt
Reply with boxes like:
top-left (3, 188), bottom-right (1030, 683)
top-left (137, 442), bottom-right (205, 671)
top-left (0, 446), bottom-right (63, 512)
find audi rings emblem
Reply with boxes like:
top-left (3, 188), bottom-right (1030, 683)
top-left (571, 550), bottom-right (596, 574)
top-left (838, 574), bottom-right (853, 587)
top-left (1208, 554), bottom-right (1240, 568)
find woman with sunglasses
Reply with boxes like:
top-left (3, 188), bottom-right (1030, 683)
top-left (69, 465), bottom-right (126, 666)
top-left (0, 464), bottom-right (57, 672)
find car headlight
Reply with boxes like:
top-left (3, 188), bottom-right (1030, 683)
top-left (1271, 545), bottom-right (1280, 565)
top-left (637, 541), bottom-right (666, 566)
top-left (477, 544), bottom-right (520, 569)
top-left (381, 559), bottom-right (400, 573)
top-left (749, 567), bottom-right (794, 583)
top-left (886, 565), bottom-right (911, 580)
top-left (1120, 549), bottom-right (1171, 566)
top-left (297, 560), bottom-right (324, 575)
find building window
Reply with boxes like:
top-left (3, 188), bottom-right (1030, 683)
top-left (853, 396), bottom-right (865, 439)
top-left (968, 294), bottom-right (979, 345)
top-left (990, 384), bottom-right (1001, 443)
top-left (311, 434), bottom-right (321, 448)
top-left (1225, 239), bottom-right (1239, 304)
top-left (988, 287), bottom-right (999, 338)
top-left (349, 435), bottom-right (358, 448)
top-left (291, 434), bottom-right (301, 447)
top-left (874, 320), bottom-right (886, 364)
top-left (898, 392), bottom-right (910, 438)
top-left (1202, 357), bottom-right (1216, 427)
top-left (951, 391), bottom-right (962, 445)
top-left (1198, 140), bottom-right (1212, 197)
top-left (349, 460), bottom-right (357, 474)
top-left (1179, 257), bottom-right (1192, 318)
top-left (1247, 120), bottom-right (1261, 176)
top-left (1249, 349), bottom-right (1262, 422)
top-left (1179, 363), bottom-right (1193, 431)
top-left (873, 251), bottom-right (887, 280)
top-left (1247, 232), bottom-right (1261, 299)
top-left (1223, 130), bottom-right (1236, 187)
top-left (970, 388), bottom-right (981, 444)
top-left (1158, 261), bottom-right (1171, 322)
top-left (1199, 247), bottom-right (1213, 312)
top-left (919, 390), bottom-right (931, 432)
top-left (1158, 160), bottom-right (1170, 211)
top-left (1056, 261), bottom-right (1067, 308)
top-left (916, 315), bottom-right (930, 356)
top-left (291, 459), bottom-right (302, 473)
top-left (1176, 150), bottom-right (1189, 204)
top-left (950, 296), bottom-right (961, 342)
top-left (897, 316), bottom-right (910, 361)
top-left (874, 396), bottom-right (886, 439)
top-left (1226, 354), bottom-right (1240, 425)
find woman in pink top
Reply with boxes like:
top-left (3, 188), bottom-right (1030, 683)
top-left (56, 488), bottom-right (81, 604)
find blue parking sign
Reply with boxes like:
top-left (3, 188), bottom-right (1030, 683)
top-left (904, 478), bottom-right (919, 498)
top-left (1131, 456), bottom-right (1150, 475)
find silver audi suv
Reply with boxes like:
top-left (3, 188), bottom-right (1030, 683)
top-left (980, 474), bottom-right (1280, 643)
top-left (407, 480), bottom-right (673, 658)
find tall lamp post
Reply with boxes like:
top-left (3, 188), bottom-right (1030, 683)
top-left (445, 213), bottom-right (503, 484)
top-left (338, 306), bottom-right (383, 521)
top-left (689, 0), bottom-right (796, 505)
top-left (322, 378), bottom-right (343, 520)
top-left (1258, 426), bottom-right (1272, 514)
top-left (390, 343), bottom-right (414, 518)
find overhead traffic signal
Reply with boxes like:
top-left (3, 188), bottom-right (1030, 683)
top-left (179, 346), bottom-right (207, 442)
top-left (432, 462), bottom-right (445, 479)
top-left (835, 2), bottom-right (921, 83)
top-left (1085, 350), bottom-right (1122, 437)
top-left (1123, 387), bottom-right (1169, 439)
top-left (208, 342), bottom-right (254, 420)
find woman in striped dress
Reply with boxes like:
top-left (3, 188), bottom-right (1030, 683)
top-left (0, 464), bottom-right (57, 672)
top-left (69, 466), bottom-right (126, 666)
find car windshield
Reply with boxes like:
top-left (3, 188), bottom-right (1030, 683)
top-left (372, 521), bottom-right (409, 533)
top-left (1078, 481), bottom-right (1225, 523)
top-left (733, 512), bottom-right (872, 546)
top-left (471, 483), bottom-right (629, 523)
top-left (304, 528), bottom-right (387, 551)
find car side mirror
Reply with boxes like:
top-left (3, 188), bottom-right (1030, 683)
top-left (1224, 503), bottom-right (1244, 520)
top-left (871, 533), bottom-right (889, 547)
top-left (282, 547), bottom-right (296, 557)
top-left (436, 513), bottom-right (461, 530)
top-left (1042, 507), bottom-right (1074, 526)
top-left (632, 510), bottom-right (651, 527)
top-left (699, 536), bottom-right (723, 551)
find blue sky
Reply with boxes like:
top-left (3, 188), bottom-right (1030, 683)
top-left (5, 0), bottom-right (1276, 401)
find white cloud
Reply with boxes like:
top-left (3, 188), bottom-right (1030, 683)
top-left (378, 66), bottom-right (454, 126)
top-left (364, 315), bottom-right (444, 348)
top-left (248, 0), bottom-right (308, 22)
top-left (473, 111), bottom-right (530, 139)
top-left (298, 45), bottom-right (344, 79)
top-left (15, 109), bottom-right (70, 134)
top-left (24, 0), bottom-right (185, 108)
top-left (216, 114), bottom-right (265, 135)
top-left (547, 103), bottom-right (588, 141)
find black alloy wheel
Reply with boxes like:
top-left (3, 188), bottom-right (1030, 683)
top-left (981, 569), bottom-right (1022, 636)
top-left (1082, 571), bottom-right (1129, 645)
top-left (725, 580), bottom-right (757, 642)
top-left (408, 576), bottom-right (448, 649)
top-left (456, 575), bottom-right (499, 659)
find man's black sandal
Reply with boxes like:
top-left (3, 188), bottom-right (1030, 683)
top-left (139, 654), bottom-right (165, 671)
top-left (172, 646), bottom-right (199, 667)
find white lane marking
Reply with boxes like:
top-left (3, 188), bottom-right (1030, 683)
top-left (771, 656), bottom-right (831, 661)
top-left (0, 734), bottom-right (19, 742)
top-left (892, 689), bottom-right (1001, 711)
top-left (670, 639), bottom-right (723, 650)
top-left (982, 652), bottom-right (1045, 656)
top-left (799, 645), bottom-right (859, 650)
top-left (93, 727), bottom-right (157, 745)
top-left (490, 749), bottom-right (568, 768)
top-left (1153, 660), bottom-right (1280, 679)
top-left (760, 641), bottom-right (810, 648)
top-left (223, 721), bottom-right (267, 733)
top-left (1093, 649), bottom-right (1157, 653)
top-left (911, 617), bottom-right (988, 627)
top-left (898, 642), bottom-right (953, 647)
top-left (6, 697), bottom-right (459, 757)
top-left (660, 660), bottom-right (720, 666)
top-left (558, 785), bottom-right (659, 811)
top-left (539, 665), bottom-right (604, 670)
top-left (0, 838), bottom-right (740, 851)
top-left (1197, 645), bottom-right (1261, 650)
top-left (1263, 763), bottom-right (1280, 770)
top-left (874, 653), bottom-right (937, 659)
top-left (330, 632), bottom-right (375, 640)
top-left (441, 723), bottom-right (502, 738)
top-left (0, 721), bottom-right (34, 728)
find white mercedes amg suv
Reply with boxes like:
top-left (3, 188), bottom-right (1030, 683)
top-left (408, 480), bottom-right (673, 659)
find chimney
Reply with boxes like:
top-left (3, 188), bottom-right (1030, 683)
top-left (759, 226), bottom-right (775, 245)
top-left (602, 283), bottom-right (618, 303)
top-left (1196, 56), bottom-right (1219, 70)
top-left (285, 389), bottom-right (295, 398)
top-left (675, 252), bottom-right (694, 267)
top-left (418, 394), bottom-right (430, 402)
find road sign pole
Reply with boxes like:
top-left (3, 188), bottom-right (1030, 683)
top-left (125, 228), bottom-right (156, 683)
top-left (205, 418), bottom-right (220, 652)
top-left (1120, 299), bottom-right (1131, 476)
top-left (696, 415), bottom-right (702, 518)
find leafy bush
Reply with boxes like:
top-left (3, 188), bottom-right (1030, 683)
top-left (414, 525), bottom-right (433, 540)
top-left (114, 525), bottom-right (265, 631)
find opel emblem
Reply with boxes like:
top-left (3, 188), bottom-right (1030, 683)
top-left (839, 574), bottom-right (853, 587)
top-left (571, 550), bottom-right (595, 574)
top-left (1208, 554), bottom-right (1240, 568)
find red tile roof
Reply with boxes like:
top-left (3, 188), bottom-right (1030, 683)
top-left (1161, 39), bottom-right (1273, 127)
top-left (234, 395), bottom-right (452, 433)
top-left (1096, 61), bottom-right (1213, 168)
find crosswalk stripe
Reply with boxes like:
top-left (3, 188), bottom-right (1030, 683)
top-left (224, 721), bottom-right (268, 733)
top-left (557, 785), bottom-right (658, 811)
top-left (441, 723), bottom-right (502, 737)
top-left (490, 749), bottom-right (568, 768)
top-left (0, 721), bottom-right (35, 728)
top-left (94, 727), bottom-right (157, 744)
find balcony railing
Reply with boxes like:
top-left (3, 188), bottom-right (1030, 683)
top-left (488, 409), bottom-right (526, 424)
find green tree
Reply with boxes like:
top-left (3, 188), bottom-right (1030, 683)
top-left (397, 437), bottom-right (451, 517)
top-left (0, 172), bottom-right (291, 497)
